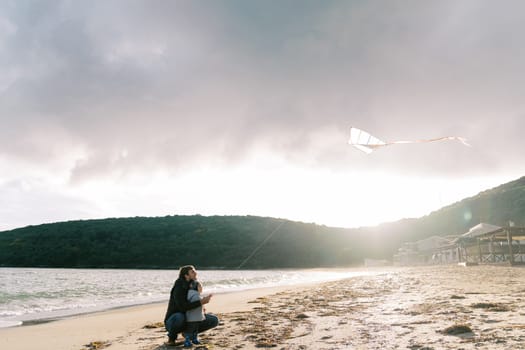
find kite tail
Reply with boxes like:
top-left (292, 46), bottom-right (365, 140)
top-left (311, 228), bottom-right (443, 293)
top-left (389, 136), bottom-right (471, 146)
top-left (348, 127), bottom-right (471, 153)
top-left (455, 137), bottom-right (471, 147)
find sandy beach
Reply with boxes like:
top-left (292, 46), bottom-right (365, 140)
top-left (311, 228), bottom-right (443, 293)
top-left (2, 265), bottom-right (525, 350)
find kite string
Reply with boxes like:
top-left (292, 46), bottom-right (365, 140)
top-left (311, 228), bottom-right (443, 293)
top-left (236, 220), bottom-right (286, 269)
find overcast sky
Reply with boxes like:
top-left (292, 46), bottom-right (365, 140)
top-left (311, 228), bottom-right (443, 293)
top-left (1, 0), bottom-right (525, 231)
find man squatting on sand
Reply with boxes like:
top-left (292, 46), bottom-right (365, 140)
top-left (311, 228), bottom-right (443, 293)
top-left (164, 265), bottom-right (219, 345)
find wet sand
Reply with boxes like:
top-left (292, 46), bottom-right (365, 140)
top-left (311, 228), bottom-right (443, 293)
top-left (2, 265), bottom-right (525, 349)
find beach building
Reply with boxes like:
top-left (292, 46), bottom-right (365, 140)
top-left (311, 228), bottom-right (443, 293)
top-left (393, 235), bottom-right (459, 265)
top-left (455, 223), bottom-right (525, 265)
top-left (394, 223), bottom-right (525, 266)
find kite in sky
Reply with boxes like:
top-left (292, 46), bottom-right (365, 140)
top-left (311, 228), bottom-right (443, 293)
top-left (349, 127), bottom-right (471, 154)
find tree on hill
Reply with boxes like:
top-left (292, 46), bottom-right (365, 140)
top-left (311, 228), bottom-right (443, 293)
top-left (0, 176), bottom-right (524, 268)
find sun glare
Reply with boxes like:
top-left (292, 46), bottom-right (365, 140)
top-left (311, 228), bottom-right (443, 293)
top-left (65, 159), bottom-right (514, 229)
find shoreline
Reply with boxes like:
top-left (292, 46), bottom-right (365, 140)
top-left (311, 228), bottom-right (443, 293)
top-left (0, 283), bottom-right (317, 350)
top-left (1, 266), bottom-right (386, 331)
top-left (14, 300), bottom-right (169, 328)
top-left (4, 282), bottom-right (334, 330)
top-left (3, 265), bottom-right (524, 349)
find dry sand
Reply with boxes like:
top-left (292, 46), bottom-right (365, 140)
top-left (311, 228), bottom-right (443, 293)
top-left (2, 265), bottom-right (525, 350)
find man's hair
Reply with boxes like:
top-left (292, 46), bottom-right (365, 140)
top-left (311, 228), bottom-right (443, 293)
top-left (178, 265), bottom-right (195, 279)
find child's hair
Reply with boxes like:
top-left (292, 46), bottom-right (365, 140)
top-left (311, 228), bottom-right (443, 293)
top-left (190, 280), bottom-right (202, 292)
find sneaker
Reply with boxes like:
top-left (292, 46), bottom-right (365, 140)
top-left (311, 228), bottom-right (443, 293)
top-left (183, 337), bottom-right (193, 348)
top-left (192, 338), bottom-right (201, 345)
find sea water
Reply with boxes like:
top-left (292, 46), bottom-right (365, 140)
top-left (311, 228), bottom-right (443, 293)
top-left (0, 267), bottom-right (383, 328)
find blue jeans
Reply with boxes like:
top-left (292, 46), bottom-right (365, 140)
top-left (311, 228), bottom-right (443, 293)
top-left (165, 313), bottom-right (219, 340)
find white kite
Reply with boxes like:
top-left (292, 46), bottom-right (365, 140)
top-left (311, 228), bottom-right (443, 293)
top-left (349, 127), bottom-right (471, 154)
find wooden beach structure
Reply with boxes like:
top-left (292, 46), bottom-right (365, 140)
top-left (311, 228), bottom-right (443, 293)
top-left (455, 223), bottom-right (525, 266)
top-left (393, 223), bottom-right (525, 266)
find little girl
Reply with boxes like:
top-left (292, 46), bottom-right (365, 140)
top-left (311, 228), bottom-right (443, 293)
top-left (184, 279), bottom-right (205, 347)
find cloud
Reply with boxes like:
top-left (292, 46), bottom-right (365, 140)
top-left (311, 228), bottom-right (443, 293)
top-left (0, 178), bottom-right (99, 230)
top-left (1, 0), bottom-right (525, 185)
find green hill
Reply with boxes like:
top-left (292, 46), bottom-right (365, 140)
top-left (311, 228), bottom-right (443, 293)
top-left (0, 215), bottom-right (357, 268)
top-left (1, 176), bottom-right (524, 268)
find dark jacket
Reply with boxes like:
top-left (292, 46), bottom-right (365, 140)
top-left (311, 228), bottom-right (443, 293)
top-left (164, 278), bottom-right (202, 322)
